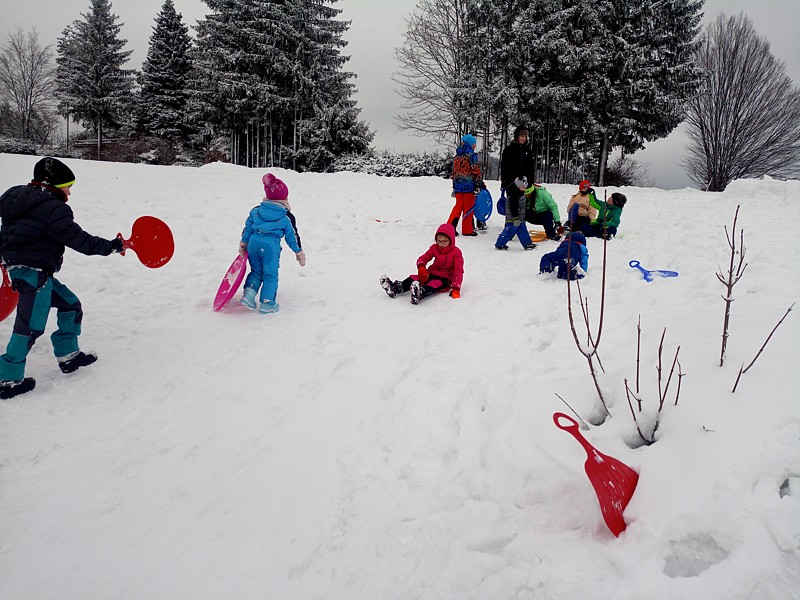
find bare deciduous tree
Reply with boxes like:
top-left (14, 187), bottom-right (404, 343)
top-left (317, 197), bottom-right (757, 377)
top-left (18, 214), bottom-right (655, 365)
top-left (683, 13), bottom-right (800, 191)
top-left (392, 0), bottom-right (472, 146)
top-left (604, 154), bottom-right (655, 188)
top-left (0, 27), bottom-right (57, 145)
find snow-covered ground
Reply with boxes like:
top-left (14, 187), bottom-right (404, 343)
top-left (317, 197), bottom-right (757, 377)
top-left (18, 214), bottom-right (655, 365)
top-left (1, 154), bottom-right (798, 600)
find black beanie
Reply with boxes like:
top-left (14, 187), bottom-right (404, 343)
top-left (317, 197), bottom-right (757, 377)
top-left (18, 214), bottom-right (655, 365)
top-left (33, 157), bottom-right (76, 188)
top-left (513, 124), bottom-right (529, 140)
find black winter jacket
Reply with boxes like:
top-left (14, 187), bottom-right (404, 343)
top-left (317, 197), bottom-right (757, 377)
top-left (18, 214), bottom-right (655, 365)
top-left (500, 141), bottom-right (535, 190)
top-left (0, 182), bottom-right (116, 273)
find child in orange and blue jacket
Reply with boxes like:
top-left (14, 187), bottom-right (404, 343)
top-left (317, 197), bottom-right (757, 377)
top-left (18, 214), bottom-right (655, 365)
top-left (380, 223), bottom-right (464, 305)
top-left (447, 134), bottom-right (485, 236)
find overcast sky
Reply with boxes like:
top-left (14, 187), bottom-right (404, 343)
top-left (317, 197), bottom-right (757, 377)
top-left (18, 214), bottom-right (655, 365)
top-left (1, 0), bottom-right (798, 188)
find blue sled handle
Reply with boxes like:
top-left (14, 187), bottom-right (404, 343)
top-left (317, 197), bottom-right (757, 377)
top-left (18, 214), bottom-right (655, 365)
top-left (629, 260), bottom-right (678, 282)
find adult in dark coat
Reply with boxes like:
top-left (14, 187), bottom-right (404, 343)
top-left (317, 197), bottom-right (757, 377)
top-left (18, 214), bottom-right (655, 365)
top-left (0, 157), bottom-right (124, 399)
top-left (500, 124), bottom-right (535, 191)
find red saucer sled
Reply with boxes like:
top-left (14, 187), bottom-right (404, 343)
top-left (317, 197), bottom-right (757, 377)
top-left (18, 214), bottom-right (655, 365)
top-left (117, 216), bottom-right (174, 269)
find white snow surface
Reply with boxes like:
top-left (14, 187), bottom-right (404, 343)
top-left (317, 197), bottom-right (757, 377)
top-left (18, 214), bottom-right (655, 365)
top-left (1, 154), bottom-right (799, 599)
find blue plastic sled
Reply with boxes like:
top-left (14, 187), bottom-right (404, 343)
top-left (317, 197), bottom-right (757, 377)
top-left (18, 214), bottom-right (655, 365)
top-left (496, 189), bottom-right (506, 216)
top-left (629, 260), bottom-right (679, 282)
top-left (474, 188), bottom-right (493, 222)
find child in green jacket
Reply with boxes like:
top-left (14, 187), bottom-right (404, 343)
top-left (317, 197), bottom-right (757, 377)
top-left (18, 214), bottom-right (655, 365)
top-left (580, 192), bottom-right (627, 240)
top-left (524, 184), bottom-right (563, 241)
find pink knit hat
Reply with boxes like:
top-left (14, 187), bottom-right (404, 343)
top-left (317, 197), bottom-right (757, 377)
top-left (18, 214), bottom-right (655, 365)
top-left (262, 173), bottom-right (289, 200)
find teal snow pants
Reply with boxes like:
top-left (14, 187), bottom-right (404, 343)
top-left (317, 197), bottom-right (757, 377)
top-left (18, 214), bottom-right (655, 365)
top-left (0, 267), bottom-right (83, 381)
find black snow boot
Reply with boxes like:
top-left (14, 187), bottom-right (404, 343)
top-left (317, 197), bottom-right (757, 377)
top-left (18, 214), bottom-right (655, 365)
top-left (58, 351), bottom-right (98, 374)
top-left (0, 377), bottom-right (36, 400)
top-left (410, 281), bottom-right (425, 305)
top-left (380, 275), bottom-right (403, 298)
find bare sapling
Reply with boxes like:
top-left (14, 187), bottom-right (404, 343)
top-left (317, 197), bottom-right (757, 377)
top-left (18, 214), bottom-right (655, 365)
top-left (717, 205), bottom-right (748, 367)
top-left (731, 302), bottom-right (795, 393)
top-left (566, 226), bottom-right (609, 417)
top-left (624, 323), bottom-right (684, 445)
top-left (554, 393), bottom-right (591, 430)
top-left (636, 316), bottom-right (641, 394)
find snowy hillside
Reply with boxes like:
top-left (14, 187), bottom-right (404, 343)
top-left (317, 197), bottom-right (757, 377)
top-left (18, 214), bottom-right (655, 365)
top-left (1, 154), bottom-right (798, 600)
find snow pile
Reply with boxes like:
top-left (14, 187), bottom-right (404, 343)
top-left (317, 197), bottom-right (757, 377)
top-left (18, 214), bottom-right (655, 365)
top-left (1, 155), bottom-right (798, 599)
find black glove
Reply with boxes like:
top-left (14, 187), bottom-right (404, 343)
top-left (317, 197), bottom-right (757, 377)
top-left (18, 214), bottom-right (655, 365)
top-left (587, 187), bottom-right (596, 197)
top-left (111, 237), bottom-right (124, 253)
top-left (554, 221), bottom-right (562, 228)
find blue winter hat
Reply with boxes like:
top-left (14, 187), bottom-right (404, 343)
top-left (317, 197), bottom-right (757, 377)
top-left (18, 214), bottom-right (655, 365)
top-left (461, 134), bottom-right (477, 147)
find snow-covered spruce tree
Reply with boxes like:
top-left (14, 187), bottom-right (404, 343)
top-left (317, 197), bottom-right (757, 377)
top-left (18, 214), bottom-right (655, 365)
top-left (283, 0), bottom-right (372, 172)
top-left (55, 0), bottom-right (135, 159)
top-left (193, 0), bottom-right (297, 167)
top-left (683, 13), bottom-right (800, 192)
top-left (192, 0), bottom-right (370, 170)
top-left (507, 0), bottom-right (702, 185)
top-left (590, 0), bottom-right (703, 184)
top-left (135, 0), bottom-right (194, 143)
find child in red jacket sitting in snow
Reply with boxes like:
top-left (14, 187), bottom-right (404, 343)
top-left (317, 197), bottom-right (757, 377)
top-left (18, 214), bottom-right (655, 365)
top-left (380, 223), bottom-right (464, 305)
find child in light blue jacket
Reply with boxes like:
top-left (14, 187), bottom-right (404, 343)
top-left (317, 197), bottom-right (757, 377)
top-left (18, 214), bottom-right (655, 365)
top-left (239, 173), bottom-right (306, 314)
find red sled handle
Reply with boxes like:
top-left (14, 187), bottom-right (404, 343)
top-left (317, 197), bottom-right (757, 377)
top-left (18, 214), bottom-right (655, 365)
top-left (115, 232), bottom-right (131, 256)
top-left (553, 412), bottom-right (596, 457)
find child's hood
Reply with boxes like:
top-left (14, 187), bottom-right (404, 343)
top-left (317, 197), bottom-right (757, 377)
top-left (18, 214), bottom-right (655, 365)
top-left (436, 223), bottom-right (457, 250)
top-left (256, 199), bottom-right (289, 221)
top-left (565, 231), bottom-right (587, 245)
top-left (455, 142), bottom-right (474, 157)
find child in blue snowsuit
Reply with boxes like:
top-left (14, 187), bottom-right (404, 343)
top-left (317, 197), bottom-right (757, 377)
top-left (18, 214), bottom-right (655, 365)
top-left (539, 231), bottom-right (588, 280)
top-left (238, 173), bottom-right (306, 314)
top-left (495, 177), bottom-right (536, 250)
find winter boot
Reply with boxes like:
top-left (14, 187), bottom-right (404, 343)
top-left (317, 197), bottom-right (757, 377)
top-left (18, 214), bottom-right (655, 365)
top-left (410, 281), bottom-right (424, 305)
top-left (0, 377), bottom-right (36, 400)
top-left (259, 300), bottom-right (280, 314)
top-left (548, 234), bottom-right (562, 242)
top-left (524, 243), bottom-right (538, 250)
top-left (477, 221), bottom-right (487, 232)
top-left (495, 245), bottom-right (509, 251)
top-left (240, 287), bottom-right (257, 309)
top-left (58, 351), bottom-right (98, 374)
top-left (380, 275), bottom-right (400, 298)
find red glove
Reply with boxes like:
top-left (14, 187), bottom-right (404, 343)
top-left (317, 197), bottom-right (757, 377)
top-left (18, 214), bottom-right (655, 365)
top-left (417, 264), bottom-right (429, 284)
top-left (450, 288), bottom-right (460, 299)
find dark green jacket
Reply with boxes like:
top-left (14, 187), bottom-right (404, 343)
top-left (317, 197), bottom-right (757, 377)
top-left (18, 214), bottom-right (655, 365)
top-left (589, 195), bottom-right (623, 228)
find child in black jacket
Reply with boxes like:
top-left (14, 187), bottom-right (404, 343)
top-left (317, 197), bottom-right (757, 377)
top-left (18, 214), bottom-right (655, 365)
top-left (0, 157), bottom-right (123, 399)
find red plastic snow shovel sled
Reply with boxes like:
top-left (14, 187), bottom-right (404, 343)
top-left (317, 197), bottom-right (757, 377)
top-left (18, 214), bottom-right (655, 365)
top-left (117, 216), bottom-right (174, 269)
top-left (553, 412), bottom-right (639, 537)
top-left (213, 254), bottom-right (248, 311)
top-left (0, 264), bottom-right (20, 323)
